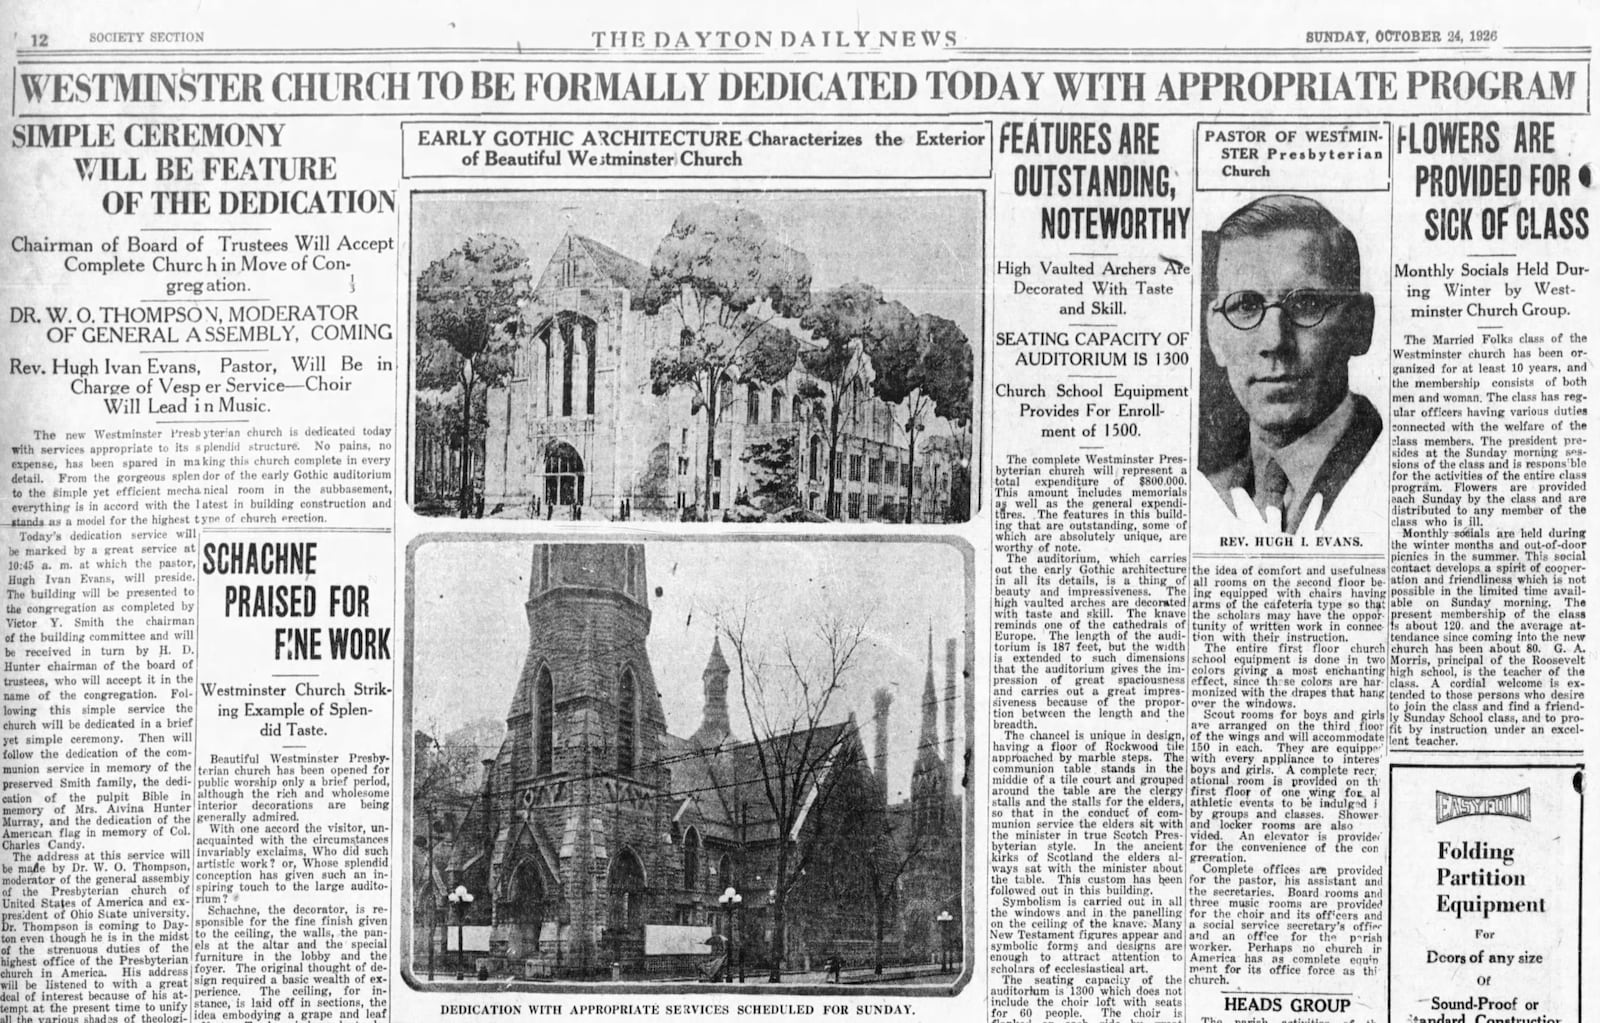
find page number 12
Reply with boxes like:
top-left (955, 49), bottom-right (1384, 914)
top-left (30, 34), bottom-right (48, 47)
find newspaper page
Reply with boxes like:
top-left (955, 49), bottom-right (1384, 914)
top-left (0, 4), bottom-right (1594, 1023)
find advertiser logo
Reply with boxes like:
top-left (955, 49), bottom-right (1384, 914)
top-left (1435, 787), bottom-right (1532, 824)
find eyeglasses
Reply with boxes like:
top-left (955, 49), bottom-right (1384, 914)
top-left (1212, 289), bottom-right (1355, 331)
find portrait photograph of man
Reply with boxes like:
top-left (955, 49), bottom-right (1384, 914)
top-left (1195, 194), bottom-right (1386, 534)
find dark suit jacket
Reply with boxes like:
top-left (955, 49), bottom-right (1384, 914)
top-left (1205, 393), bottom-right (1383, 532)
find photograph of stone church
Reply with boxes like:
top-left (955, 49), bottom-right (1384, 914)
top-left (409, 192), bottom-right (979, 523)
top-left (406, 539), bottom-right (971, 989)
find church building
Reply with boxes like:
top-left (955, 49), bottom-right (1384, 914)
top-left (477, 232), bottom-right (969, 523)
top-left (411, 543), bottom-right (965, 981)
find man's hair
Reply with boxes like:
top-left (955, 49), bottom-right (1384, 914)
top-left (1216, 194), bottom-right (1361, 291)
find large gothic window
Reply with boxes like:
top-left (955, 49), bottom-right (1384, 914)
top-left (537, 313), bottom-right (597, 418)
top-left (616, 668), bottom-right (637, 775)
top-left (536, 667), bottom-right (554, 775)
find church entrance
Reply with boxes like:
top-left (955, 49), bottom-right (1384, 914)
top-left (608, 849), bottom-right (646, 929)
top-left (504, 857), bottom-right (546, 960)
top-left (543, 442), bottom-right (585, 509)
top-left (605, 849), bottom-right (648, 974)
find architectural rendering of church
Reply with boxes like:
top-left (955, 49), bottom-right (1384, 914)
top-left (410, 544), bottom-right (966, 983)
top-left (474, 232), bottom-right (970, 523)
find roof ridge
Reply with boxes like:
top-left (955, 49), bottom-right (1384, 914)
top-left (571, 233), bottom-right (648, 282)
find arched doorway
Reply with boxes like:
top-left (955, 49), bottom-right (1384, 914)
top-left (505, 857), bottom-right (546, 958)
top-left (543, 442), bottom-right (585, 508)
top-left (608, 849), bottom-right (646, 929)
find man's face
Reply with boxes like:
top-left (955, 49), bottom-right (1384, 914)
top-left (1210, 228), bottom-right (1372, 446)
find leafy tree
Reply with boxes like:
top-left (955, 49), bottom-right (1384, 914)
top-left (868, 313), bottom-right (974, 522)
top-left (413, 398), bottom-right (446, 503)
top-left (643, 205), bottom-right (811, 518)
top-left (741, 434), bottom-right (801, 512)
top-left (798, 283), bottom-right (910, 519)
top-left (634, 443), bottom-right (673, 517)
top-left (414, 388), bottom-right (491, 515)
top-left (416, 234), bottom-right (529, 517)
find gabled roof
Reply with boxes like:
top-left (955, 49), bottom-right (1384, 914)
top-left (665, 721), bottom-right (862, 846)
top-left (572, 234), bottom-right (649, 294)
top-left (535, 232), bottom-right (649, 302)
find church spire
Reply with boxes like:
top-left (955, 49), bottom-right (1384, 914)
top-left (920, 622), bottom-right (939, 750)
top-left (910, 622), bottom-right (948, 836)
top-left (945, 638), bottom-right (958, 800)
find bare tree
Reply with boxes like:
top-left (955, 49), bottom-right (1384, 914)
top-left (862, 813), bottom-right (927, 974)
top-left (414, 728), bottom-right (482, 814)
top-left (413, 724), bottom-right (490, 974)
top-left (785, 752), bottom-right (922, 976)
top-left (413, 718), bottom-right (504, 848)
top-left (710, 601), bottom-right (874, 983)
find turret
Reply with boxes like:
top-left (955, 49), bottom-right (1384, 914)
top-left (691, 637), bottom-right (731, 746)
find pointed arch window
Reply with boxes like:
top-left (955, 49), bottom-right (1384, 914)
top-left (683, 828), bottom-right (701, 890)
top-left (560, 317), bottom-right (575, 417)
top-left (538, 327), bottom-right (553, 417)
top-left (536, 667), bottom-right (554, 775)
top-left (582, 318), bottom-right (597, 416)
top-left (616, 667), bottom-right (637, 775)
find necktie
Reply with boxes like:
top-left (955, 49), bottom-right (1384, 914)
top-left (1255, 457), bottom-right (1289, 531)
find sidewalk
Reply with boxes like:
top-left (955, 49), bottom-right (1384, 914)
top-left (484, 961), bottom-right (961, 989)
top-left (703, 962), bottom-right (958, 987)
